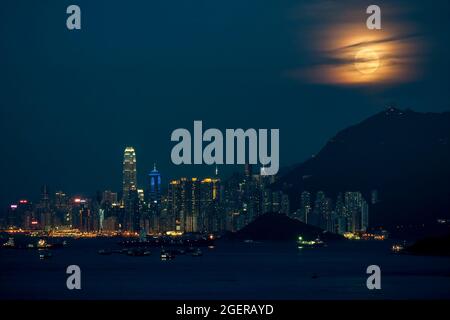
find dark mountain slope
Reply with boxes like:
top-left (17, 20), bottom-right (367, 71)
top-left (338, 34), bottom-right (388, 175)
top-left (274, 108), bottom-right (450, 229)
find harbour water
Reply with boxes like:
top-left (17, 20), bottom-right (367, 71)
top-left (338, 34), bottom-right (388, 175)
top-left (1, 238), bottom-right (450, 300)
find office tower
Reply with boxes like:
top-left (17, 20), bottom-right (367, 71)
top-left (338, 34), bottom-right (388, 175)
top-left (99, 190), bottom-right (118, 231)
top-left (148, 164), bottom-right (162, 232)
top-left (168, 179), bottom-right (182, 232)
top-left (40, 185), bottom-right (50, 207)
top-left (149, 164), bottom-right (162, 204)
top-left (281, 194), bottom-right (290, 215)
top-left (271, 191), bottom-right (282, 213)
top-left (53, 191), bottom-right (69, 226)
top-left (168, 177), bottom-right (218, 233)
top-left (335, 193), bottom-right (345, 216)
top-left (168, 178), bottom-right (195, 232)
top-left (186, 178), bottom-right (198, 232)
top-left (110, 203), bottom-right (125, 231)
top-left (71, 198), bottom-right (91, 232)
top-left (361, 199), bottom-right (369, 231)
top-left (188, 178), bottom-right (200, 233)
top-left (101, 190), bottom-right (118, 207)
top-left (262, 189), bottom-right (272, 214)
top-left (122, 147), bottom-right (137, 202)
top-left (310, 191), bottom-right (333, 230)
top-left (15, 200), bottom-right (33, 229)
top-left (200, 177), bottom-right (222, 232)
top-left (158, 195), bottom-right (170, 232)
top-left (324, 198), bottom-right (334, 232)
top-left (221, 173), bottom-right (243, 231)
top-left (241, 172), bottom-right (260, 224)
top-left (34, 185), bottom-right (53, 230)
top-left (345, 192), bottom-right (360, 232)
top-left (137, 189), bottom-right (145, 202)
top-left (54, 191), bottom-right (68, 209)
top-left (7, 204), bottom-right (19, 228)
top-left (344, 192), bottom-right (369, 233)
top-left (7, 200), bottom-right (32, 229)
top-left (124, 189), bottom-right (140, 232)
top-left (310, 191), bottom-right (325, 227)
top-left (334, 193), bottom-right (347, 234)
top-left (299, 191), bottom-right (311, 223)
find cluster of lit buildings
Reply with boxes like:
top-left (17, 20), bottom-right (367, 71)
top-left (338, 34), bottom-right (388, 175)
top-left (291, 190), bottom-right (373, 235)
top-left (1, 147), bottom-right (373, 236)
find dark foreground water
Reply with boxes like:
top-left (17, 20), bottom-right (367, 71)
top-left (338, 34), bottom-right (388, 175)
top-left (1, 238), bottom-right (450, 300)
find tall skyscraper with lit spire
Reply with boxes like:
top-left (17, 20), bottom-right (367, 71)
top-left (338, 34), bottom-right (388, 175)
top-left (122, 147), bottom-right (137, 202)
top-left (148, 164), bottom-right (162, 230)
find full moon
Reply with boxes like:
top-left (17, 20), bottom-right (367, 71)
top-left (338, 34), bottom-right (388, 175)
top-left (354, 48), bottom-right (380, 74)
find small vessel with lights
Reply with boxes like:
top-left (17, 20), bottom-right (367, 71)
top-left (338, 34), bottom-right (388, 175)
top-left (160, 249), bottom-right (175, 260)
top-left (297, 236), bottom-right (326, 249)
top-left (391, 243), bottom-right (405, 253)
top-left (2, 237), bottom-right (15, 248)
top-left (37, 239), bottom-right (49, 249)
top-left (39, 250), bottom-right (52, 260)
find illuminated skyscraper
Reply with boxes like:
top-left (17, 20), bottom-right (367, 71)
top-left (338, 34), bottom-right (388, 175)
top-left (361, 199), bottom-right (369, 232)
top-left (101, 190), bottom-right (118, 207)
top-left (344, 192), bottom-right (369, 232)
top-left (148, 164), bottom-right (162, 232)
top-left (138, 189), bottom-right (145, 202)
top-left (311, 191), bottom-right (327, 228)
top-left (281, 194), bottom-right (290, 215)
top-left (122, 147), bottom-right (137, 202)
top-left (148, 164), bottom-right (161, 207)
top-left (167, 179), bottom-right (182, 231)
top-left (168, 178), bottom-right (196, 232)
top-left (299, 191), bottom-right (311, 223)
top-left (124, 189), bottom-right (140, 232)
top-left (71, 197), bottom-right (91, 232)
top-left (200, 177), bottom-right (222, 232)
top-left (335, 193), bottom-right (348, 234)
top-left (262, 189), bottom-right (272, 214)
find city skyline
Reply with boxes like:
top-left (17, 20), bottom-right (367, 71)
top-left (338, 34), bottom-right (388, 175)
top-left (3, 105), bottom-right (449, 236)
top-left (1, 141), bottom-right (372, 238)
top-left (2, 0), bottom-right (450, 208)
top-left (1, 0), bottom-right (450, 303)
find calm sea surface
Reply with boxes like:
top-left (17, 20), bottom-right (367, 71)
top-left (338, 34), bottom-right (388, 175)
top-left (1, 238), bottom-right (450, 300)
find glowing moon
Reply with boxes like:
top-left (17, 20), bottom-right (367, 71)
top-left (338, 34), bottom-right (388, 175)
top-left (354, 48), bottom-right (380, 74)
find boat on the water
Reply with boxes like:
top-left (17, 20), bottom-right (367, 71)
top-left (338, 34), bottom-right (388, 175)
top-left (391, 244), bottom-right (405, 253)
top-left (39, 250), bottom-right (52, 260)
top-left (160, 250), bottom-right (175, 260)
top-left (297, 236), bottom-right (326, 249)
top-left (3, 237), bottom-right (15, 248)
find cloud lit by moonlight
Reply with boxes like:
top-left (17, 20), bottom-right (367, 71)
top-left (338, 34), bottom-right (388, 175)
top-left (289, 3), bottom-right (423, 86)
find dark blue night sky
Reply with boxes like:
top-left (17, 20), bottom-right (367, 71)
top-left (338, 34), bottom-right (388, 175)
top-left (1, 0), bottom-right (449, 205)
